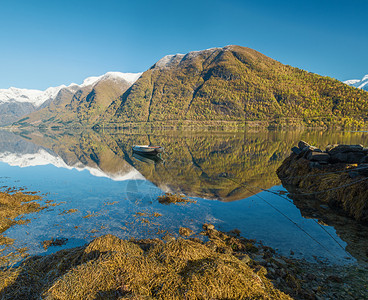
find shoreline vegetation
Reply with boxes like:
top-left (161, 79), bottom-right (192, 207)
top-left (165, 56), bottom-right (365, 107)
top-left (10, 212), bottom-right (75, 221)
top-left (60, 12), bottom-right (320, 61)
top-left (0, 187), bottom-right (50, 267)
top-left (0, 190), bottom-right (367, 299)
top-left (7, 118), bottom-right (368, 133)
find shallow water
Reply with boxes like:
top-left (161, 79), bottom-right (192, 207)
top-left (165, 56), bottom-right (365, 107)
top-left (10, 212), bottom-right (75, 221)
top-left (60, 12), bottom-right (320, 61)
top-left (1, 129), bottom-right (368, 265)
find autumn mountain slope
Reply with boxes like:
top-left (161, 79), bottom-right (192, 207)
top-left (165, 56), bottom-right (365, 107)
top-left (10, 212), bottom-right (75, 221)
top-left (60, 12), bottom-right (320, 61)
top-left (14, 72), bottom-right (141, 128)
top-left (98, 45), bottom-right (368, 128)
top-left (13, 45), bottom-right (368, 129)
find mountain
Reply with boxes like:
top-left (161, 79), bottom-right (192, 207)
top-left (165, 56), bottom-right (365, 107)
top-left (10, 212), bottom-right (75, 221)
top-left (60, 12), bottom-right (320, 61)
top-left (96, 45), bottom-right (368, 128)
top-left (1, 72), bottom-right (141, 126)
top-left (8, 46), bottom-right (368, 129)
top-left (17, 72), bottom-right (142, 128)
top-left (344, 74), bottom-right (368, 91)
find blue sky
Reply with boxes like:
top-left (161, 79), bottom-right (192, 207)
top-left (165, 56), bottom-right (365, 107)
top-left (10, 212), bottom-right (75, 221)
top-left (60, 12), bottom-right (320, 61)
top-left (0, 0), bottom-right (367, 90)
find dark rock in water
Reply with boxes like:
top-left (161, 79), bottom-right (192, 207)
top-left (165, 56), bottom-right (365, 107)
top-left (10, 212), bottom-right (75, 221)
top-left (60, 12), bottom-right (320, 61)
top-left (298, 140), bottom-right (310, 150)
top-left (349, 171), bottom-right (360, 179)
top-left (360, 155), bottom-right (368, 163)
top-left (327, 144), bottom-right (363, 154)
top-left (347, 152), bottom-right (365, 163)
top-left (330, 152), bottom-right (348, 162)
top-left (291, 146), bottom-right (301, 155)
top-left (313, 148), bottom-right (323, 153)
top-left (309, 161), bottom-right (322, 169)
top-left (356, 164), bottom-right (368, 176)
top-left (331, 152), bottom-right (365, 163)
top-left (307, 152), bottom-right (330, 162)
top-left (302, 149), bottom-right (311, 159)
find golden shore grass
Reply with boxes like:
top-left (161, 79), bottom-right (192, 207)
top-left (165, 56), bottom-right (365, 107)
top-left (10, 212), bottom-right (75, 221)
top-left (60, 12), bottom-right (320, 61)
top-left (0, 189), bottom-right (46, 266)
top-left (0, 190), bottom-right (42, 235)
top-left (277, 155), bottom-right (368, 223)
top-left (0, 233), bottom-right (291, 300)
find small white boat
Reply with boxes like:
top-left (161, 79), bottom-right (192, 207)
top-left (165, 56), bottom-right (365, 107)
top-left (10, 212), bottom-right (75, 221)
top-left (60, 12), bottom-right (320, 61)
top-left (132, 145), bottom-right (164, 155)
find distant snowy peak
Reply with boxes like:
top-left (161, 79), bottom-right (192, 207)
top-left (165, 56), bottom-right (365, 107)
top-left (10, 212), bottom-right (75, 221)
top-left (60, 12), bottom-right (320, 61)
top-left (74, 72), bottom-right (142, 88)
top-left (344, 74), bottom-right (368, 91)
top-left (0, 71), bottom-right (142, 107)
top-left (0, 85), bottom-right (67, 107)
top-left (99, 72), bottom-right (143, 84)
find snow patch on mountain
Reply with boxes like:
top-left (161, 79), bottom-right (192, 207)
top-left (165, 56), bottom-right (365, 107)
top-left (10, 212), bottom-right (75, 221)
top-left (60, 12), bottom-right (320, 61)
top-left (344, 74), bottom-right (368, 91)
top-left (153, 54), bottom-right (185, 68)
top-left (152, 47), bottom-right (223, 69)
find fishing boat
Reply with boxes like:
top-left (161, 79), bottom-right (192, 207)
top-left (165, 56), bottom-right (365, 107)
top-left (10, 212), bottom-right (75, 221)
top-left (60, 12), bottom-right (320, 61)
top-left (132, 145), bottom-right (164, 155)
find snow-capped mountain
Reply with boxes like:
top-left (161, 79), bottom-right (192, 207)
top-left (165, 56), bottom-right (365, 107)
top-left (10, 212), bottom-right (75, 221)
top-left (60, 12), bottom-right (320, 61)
top-left (0, 72), bottom-right (142, 108)
top-left (0, 85), bottom-right (66, 108)
top-left (0, 72), bottom-right (142, 125)
top-left (344, 74), bottom-right (368, 91)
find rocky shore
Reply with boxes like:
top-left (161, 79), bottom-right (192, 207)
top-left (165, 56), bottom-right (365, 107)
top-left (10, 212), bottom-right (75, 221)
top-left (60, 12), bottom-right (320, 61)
top-left (1, 187), bottom-right (367, 299)
top-left (1, 224), bottom-right (367, 299)
top-left (277, 141), bottom-right (368, 223)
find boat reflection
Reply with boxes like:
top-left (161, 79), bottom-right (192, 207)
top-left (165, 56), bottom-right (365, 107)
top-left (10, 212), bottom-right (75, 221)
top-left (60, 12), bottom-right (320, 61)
top-left (132, 152), bottom-right (163, 164)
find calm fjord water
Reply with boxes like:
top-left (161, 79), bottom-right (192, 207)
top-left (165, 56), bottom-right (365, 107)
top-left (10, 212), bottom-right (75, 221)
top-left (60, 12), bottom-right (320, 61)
top-left (1, 129), bottom-right (368, 265)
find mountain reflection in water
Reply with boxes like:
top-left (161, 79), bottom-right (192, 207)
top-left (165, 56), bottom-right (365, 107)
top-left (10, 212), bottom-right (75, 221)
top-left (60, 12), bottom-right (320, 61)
top-left (0, 129), bottom-right (368, 265)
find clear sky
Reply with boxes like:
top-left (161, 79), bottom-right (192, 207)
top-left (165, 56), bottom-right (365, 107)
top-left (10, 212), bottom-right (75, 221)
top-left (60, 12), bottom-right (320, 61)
top-left (1, 0), bottom-right (367, 90)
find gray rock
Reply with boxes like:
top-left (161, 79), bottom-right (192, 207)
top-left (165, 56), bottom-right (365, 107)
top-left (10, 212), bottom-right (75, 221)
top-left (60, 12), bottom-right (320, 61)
top-left (346, 152), bottom-right (365, 163)
top-left (360, 155), bottom-right (368, 163)
top-left (202, 223), bottom-right (215, 230)
top-left (330, 152), bottom-right (348, 162)
top-left (253, 255), bottom-right (266, 265)
top-left (291, 146), bottom-right (301, 155)
top-left (349, 171), bottom-right (360, 179)
top-left (240, 254), bottom-right (251, 264)
top-left (327, 144), bottom-right (363, 154)
top-left (356, 164), bottom-right (368, 176)
top-left (273, 258), bottom-right (286, 265)
top-left (298, 140), bottom-right (310, 150)
top-left (307, 152), bottom-right (330, 162)
top-left (309, 161), bottom-right (322, 169)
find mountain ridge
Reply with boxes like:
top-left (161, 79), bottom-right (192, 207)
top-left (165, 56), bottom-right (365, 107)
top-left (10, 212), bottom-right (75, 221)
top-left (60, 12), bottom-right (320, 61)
top-left (97, 45), bottom-right (368, 128)
top-left (7, 45), bottom-right (368, 129)
top-left (0, 72), bottom-right (142, 126)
